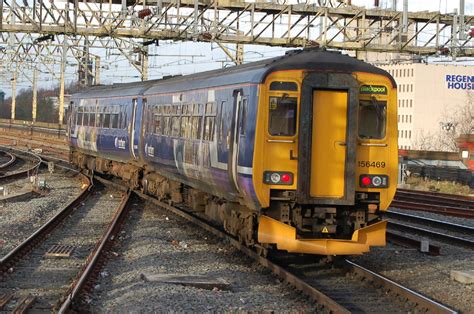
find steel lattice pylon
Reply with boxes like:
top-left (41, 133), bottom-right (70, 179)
top-left (0, 0), bottom-right (472, 124)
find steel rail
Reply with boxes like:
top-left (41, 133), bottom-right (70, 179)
top-left (59, 189), bottom-right (132, 314)
top-left (0, 149), bottom-right (42, 181)
top-left (388, 221), bottom-right (474, 250)
top-left (390, 200), bottom-right (474, 219)
top-left (394, 191), bottom-right (474, 210)
top-left (345, 260), bottom-right (457, 314)
top-left (397, 189), bottom-right (474, 203)
top-left (0, 173), bottom-right (92, 273)
top-left (386, 211), bottom-right (474, 234)
top-left (0, 150), bottom-right (16, 169)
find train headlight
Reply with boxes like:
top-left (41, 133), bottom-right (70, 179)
top-left (264, 171), bottom-right (294, 185)
top-left (360, 174), bottom-right (388, 188)
top-left (270, 173), bottom-right (281, 183)
top-left (372, 176), bottom-right (382, 187)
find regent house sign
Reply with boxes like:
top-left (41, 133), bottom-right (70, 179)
top-left (445, 75), bottom-right (474, 90)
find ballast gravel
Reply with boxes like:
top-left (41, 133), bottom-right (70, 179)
top-left (0, 169), bottom-right (83, 256)
top-left (90, 201), bottom-right (318, 312)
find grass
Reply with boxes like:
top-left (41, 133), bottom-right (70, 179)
top-left (404, 176), bottom-right (473, 196)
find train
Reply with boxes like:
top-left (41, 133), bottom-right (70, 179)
top-left (68, 48), bottom-right (398, 255)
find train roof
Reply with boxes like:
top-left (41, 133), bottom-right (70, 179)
top-left (71, 79), bottom-right (158, 99)
top-left (72, 48), bottom-right (395, 99)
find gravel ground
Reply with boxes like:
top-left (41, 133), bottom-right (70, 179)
top-left (0, 185), bottom-right (125, 312)
top-left (389, 207), bottom-right (474, 228)
top-left (90, 200), bottom-right (318, 312)
top-left (0, 169), bottom-right (83, 256)
top-left (353, 241), bottom-right (474, 313)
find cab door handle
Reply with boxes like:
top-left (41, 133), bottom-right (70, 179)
top-left (335, 141), bottom-right (346, 146)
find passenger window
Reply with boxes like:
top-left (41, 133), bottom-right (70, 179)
top-left (89, 113), bottom-right (96, 127)
top-left (103, 114), bottom-right (110, 128)
top-left (111, 114), bottom-right (119, 129)
top-left (268, 96), bottom-right (297, 136)
top-left (358, 100), bottom-right (387, 139)
top-left (154, 114), bottom-right (162, 134)
top-left (191, 116), bottom-right (201, 139)
top-left (239, 98), bottom-right (248, 136)
top-left (204, 116), bottom-right (215, 141)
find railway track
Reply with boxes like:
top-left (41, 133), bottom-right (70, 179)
top-left (386, 211), bottom-right (474, 250)
top-left (392, 189), bottom-right (474, 218)
top-left (0, 149), bottom-right (42, 182)
top-left (0, 177), bottom-right (131, 312)
top-left (91, 178), bottom-right (454, 314)
top-left (0, 150), bottom-right (16, 170)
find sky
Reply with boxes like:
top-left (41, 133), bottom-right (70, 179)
top-left (0, 0), bottom-right (473, 97)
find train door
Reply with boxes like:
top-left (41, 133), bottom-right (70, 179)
top-left (130, 98), bottom-right (141, 159)
top-left (310, 90), bottom-right (347, 198)
top-left (229, 89), bottom-right (244, 192)
top-left (297, 73), bottom-right (358, 205)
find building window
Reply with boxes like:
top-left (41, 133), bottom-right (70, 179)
top-left (409, 130), bottom-right (412, 138)
top-left (411, 69), bottom-right (414, 76)
top-left (410, 99), bottom-right (413, 107)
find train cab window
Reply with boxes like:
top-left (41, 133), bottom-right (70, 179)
top-left (358, 100), bottom-right (387, 139)
top-left (268, 95), bottom-right (297, 136)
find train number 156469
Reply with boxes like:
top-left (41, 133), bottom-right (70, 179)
top-left (357, 161), bottom-right (386, 168)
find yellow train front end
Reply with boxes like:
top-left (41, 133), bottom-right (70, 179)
top-left (253, 69), bottom-right (398, 255)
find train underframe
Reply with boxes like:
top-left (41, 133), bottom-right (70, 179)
top-left (71, 151), bottom-right (386, 255)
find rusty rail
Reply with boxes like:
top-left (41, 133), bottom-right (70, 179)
top-left (0, 150), bottom-right (16, 169)
top-left (58, 189), bottom-right (132, 313)
top-left (0, 173), bottom-right (92, 273)
top-left (345, 260), bottom-right (457, 314)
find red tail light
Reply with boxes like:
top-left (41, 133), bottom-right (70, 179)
top-left (361, 176), bottom-right (372, 186)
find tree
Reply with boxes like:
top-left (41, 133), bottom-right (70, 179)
top-left (413, 92), bottom-right (474, 152)
top-left (0, 82), bottom-right (84, 122)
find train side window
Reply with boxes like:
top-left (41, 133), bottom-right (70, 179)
top-left (358, 100), bottom-right (387, 139)
top-left (103, 114), bottom-right (110, 129)
top-left (239, 98), bottom-right (248, 136)
top-left (163, 116), bottom-right (171, 136)
top-left (191, 116), bottom-right (201, 140)
top-left (84, 113), bottom-right (90, 127)
top-left (268, 95), bottom-right (297, 136)
top-left (204, 102), bottom-right (216, 141)
top-left (154, 114), bottom-right (162, 134)
top-left (89, 113), bottom-right (96, 127)
top-left (204, 116), bottom-right (215, 141)
top-left (172, 116), bottom-right (180, 137)
top-left (111, 114), bottom-right (119, 129)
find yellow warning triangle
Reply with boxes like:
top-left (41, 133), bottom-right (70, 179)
top-left (322, 226), bottom-right (329, 233)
